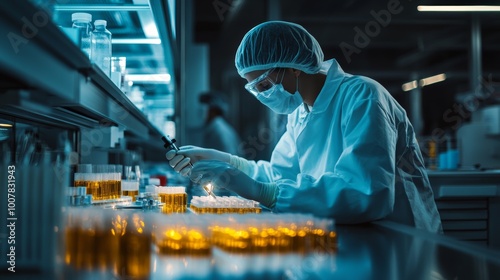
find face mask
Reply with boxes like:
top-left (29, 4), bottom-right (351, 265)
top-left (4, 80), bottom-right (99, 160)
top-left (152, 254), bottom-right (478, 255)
top-left (255, 77), bottom-right (303, 114)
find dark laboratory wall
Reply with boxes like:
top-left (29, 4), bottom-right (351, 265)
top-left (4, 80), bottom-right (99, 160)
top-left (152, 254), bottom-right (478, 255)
top-left (421, 82), bottom-right (467, 137)
top-left (192, 0), bottom-right (500, 160)
top-left (198, 0), bottom-right (272, 160)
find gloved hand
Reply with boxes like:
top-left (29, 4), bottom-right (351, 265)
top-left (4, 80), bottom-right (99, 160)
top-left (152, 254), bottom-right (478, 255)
top-left (177, 145), bottom-right (231, 163)
top-left (165, 149), bottom-right (192, 176)
top-left (165, 146), bottom-right (231, 177)
top-left (190, 160), bottom-right (278, 208)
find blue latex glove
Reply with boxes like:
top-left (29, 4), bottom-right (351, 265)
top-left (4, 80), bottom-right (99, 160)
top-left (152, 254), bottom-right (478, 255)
top-left (190, 160), bottom-right (278, 208)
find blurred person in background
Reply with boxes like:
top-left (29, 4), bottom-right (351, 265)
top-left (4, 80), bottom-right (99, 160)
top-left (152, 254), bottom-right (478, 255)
top-left (198, 91), bottom-right (241, 155)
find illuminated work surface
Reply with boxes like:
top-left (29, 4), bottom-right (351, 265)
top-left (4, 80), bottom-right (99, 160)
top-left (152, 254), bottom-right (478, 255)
top-left (3, 220), bottom-right (500, 279)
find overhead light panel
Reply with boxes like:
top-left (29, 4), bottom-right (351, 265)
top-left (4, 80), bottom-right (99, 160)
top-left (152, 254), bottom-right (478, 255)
top-left (143, 22), bottom-right (159, 38)
top-left (419, 74), bottom-right (447, 87)
top-left (0, 123), bottom-right (13, 128)
top-left (402, 81), bottom-right (418, 92)
top-left (126, 74), bottom-right (171, 84)
top-left (418, 5), bottom-right (500, 12)
top-left (54, 4), bottom-right (150, 11)
top-left (402, 74), bottom-right (447, 92)
top-left (112, 38), bottom-right (161, 45)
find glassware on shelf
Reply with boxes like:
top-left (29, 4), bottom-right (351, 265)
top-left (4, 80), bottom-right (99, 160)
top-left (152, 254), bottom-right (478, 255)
top-left (90, 20), bottom-right (112, 77)
top-left (71, 13), bottom-right (92, 59)
top-left (111, 56), bottom-right (127, 91)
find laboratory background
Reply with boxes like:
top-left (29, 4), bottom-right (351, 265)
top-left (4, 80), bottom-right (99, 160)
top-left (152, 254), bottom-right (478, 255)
top-left (1, 0), bottom-right (500, 279)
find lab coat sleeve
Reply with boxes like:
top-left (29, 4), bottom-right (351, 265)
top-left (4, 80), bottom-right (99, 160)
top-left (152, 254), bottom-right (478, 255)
top-left (230, 120), bottom-right (300, 183)
top-left (274, 98), bottom-right (397, 224)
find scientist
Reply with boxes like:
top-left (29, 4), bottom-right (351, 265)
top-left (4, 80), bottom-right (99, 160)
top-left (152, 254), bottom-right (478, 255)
top-left (167, 21), bottom-right (442, 232)
top-left (199, 91), bottom-right (241, 155)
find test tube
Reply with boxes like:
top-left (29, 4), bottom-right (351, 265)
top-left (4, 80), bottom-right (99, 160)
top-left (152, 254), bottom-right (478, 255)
top-left (121, 180), bottom-right (139, 202)
top-left (159, 187), bottom-right (187, 214)
top-left (74, 164), bottom-right (92, 192)
top-left (189, 196), bottom-right (261, 214)
top-left (113, 165), bottom-right (122, 199)
top-left (113, 212), bottom-right (152, 279)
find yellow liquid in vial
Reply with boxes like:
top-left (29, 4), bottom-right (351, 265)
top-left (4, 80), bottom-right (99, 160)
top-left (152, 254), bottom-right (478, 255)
top-left (122, 190), bottom-right (139, 202)
top-left (65, 224), bottom-right (119, 270)
top-left (311, 229), bottom-right (337, 253)
top-left (74, 227), bottom-right (96, 270)
top-left (86, 181), bottom-right (101, 200)
top-left (94, 227), bottom-right (120, 272)
top-left (111, 180), bottom-right (122, 198)
top-left (106, 180), bottom-right (121, 200)
top-left (64, 227), bottom-right (78, 266)
top-left (156, 229), bottom-right (211, 257)
top-left (117, 231), bottom-right (151, 279)
top-left (100, 181), bottom-right (109, 200)
top-left (160, 192), bottom-right (187, 214)
top-left (207, 223), bottom-right (336, 254)
top-left (189, 205), bottom-right (261, 214)
top-left (73, 180), bottom-right (87, 188)
top-left (113, 215), bottom-right (151, 279)
top-left (159, 193), bottom-right (171, 213)
top-left (106, 180), bottom-right (114, 200)
top-left (64, 213), bottom-right (155, 277)
top-left (74, 180), bottom-right (122, 201)
top-left (74, 180), bottom-right (95, 199)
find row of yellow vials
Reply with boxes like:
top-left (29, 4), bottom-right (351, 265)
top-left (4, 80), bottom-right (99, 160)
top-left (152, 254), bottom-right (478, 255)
top-left (190, 205), bottom-right (262, 214)
top-left (189, 195), bottom-right (262, 214)
top-left (64, 210), bottom-right (337, 279)
top-left (159, 191), bottom-right (187, 214)
top-left (157, 192), bottom-right (264, 215)
top-left (64, 210), bottom-right (337, 270)
top-left (74, 180), bottom-right (122, 201)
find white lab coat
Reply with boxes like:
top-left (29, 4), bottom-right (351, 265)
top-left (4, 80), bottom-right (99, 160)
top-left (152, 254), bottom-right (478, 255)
top-left (244, 59), bottom-right (442, 232)
top-left (204, 116), bottom-right (241, 156)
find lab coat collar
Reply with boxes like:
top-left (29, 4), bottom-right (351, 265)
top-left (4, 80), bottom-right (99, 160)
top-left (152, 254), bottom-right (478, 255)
top-left (301, 59), bottom-right (346, 115)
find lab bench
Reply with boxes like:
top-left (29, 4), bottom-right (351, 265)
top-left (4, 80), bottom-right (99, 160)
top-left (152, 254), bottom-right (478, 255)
top-left (2, 219), bottom-right (500, 280)
top-left (428, 170), bottom-right (500, 249)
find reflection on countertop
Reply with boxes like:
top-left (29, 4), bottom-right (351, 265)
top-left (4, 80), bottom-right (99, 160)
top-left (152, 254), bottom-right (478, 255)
top-left (427, 169), bottom-right (500, 177)
top-left (3, 221), bottom-right (500, 280)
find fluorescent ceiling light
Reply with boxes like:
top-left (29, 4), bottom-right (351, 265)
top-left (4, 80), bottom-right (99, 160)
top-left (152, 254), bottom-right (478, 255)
top-left (402, 81), bottom-right (418, 92)
top-left (54, 4), bottom-right (150, 11)
top-left (418, 5), bottom-right (500, 12)
top-left (402, 73), bottom-right (447, 92)
top-left (143, 22), bottom-right (159, 38)
top-left (0, 123), bottom-right (13, 128)
top-left (126, 74), bottom-right (171, 84)
top-left (419, 74), bottom-right (447, 87)
top-left (112, 38), bottom-right (161, 45)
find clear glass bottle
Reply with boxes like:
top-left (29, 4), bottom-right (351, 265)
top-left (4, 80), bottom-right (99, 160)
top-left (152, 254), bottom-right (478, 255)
top-left (91, 20), bottom-right (112, 77)
top-left (71, 13), bottom-right (92, 59)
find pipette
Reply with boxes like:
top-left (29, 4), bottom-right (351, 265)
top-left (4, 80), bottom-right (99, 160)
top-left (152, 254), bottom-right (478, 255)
top-left (161, 136), bottom-right (216, 198)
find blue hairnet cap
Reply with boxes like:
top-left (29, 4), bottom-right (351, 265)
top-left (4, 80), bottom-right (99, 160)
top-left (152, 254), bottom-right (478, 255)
top-left (235, 21), bottom-right (324, 78)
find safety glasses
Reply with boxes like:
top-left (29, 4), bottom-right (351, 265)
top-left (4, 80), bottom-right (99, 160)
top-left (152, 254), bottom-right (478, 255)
top-left (244, 68), bottom-right (278, 97)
